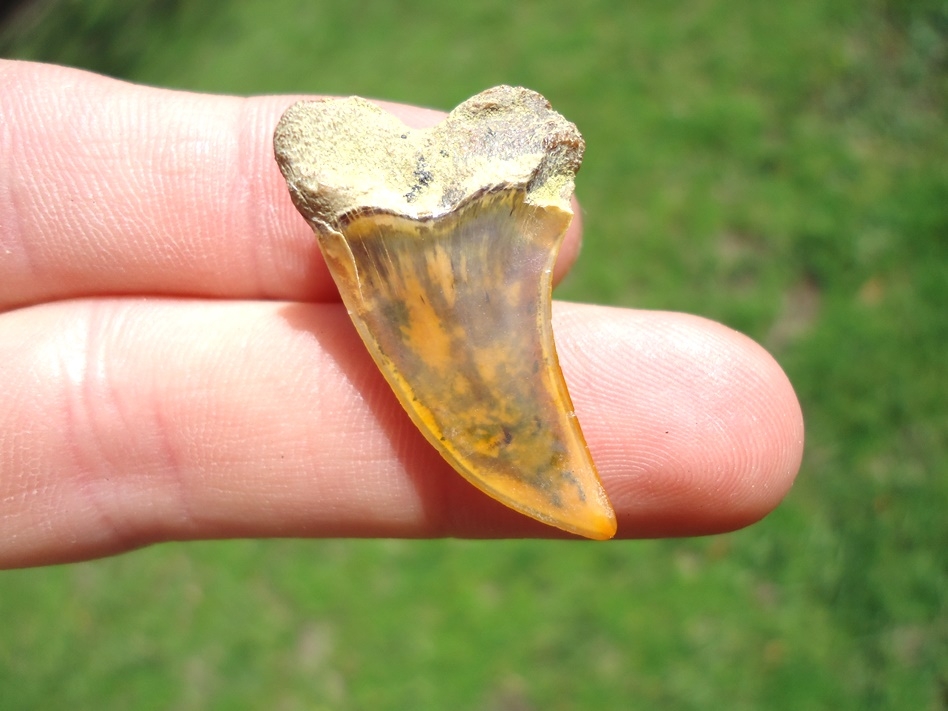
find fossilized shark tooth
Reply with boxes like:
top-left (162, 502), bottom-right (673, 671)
top-left (273, 86), bottom-right (616, 539)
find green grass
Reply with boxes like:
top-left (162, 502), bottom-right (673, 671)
top-left (2, 0), bottom-right (946, 708)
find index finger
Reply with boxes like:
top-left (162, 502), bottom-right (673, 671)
top-left (0, 61), bottom-right (584, 310)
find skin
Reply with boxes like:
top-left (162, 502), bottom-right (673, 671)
top-left (0, 60), bottom-right (805, 568)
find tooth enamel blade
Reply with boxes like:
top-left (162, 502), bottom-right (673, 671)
top-left (274, 86), bottom-right (616, 539)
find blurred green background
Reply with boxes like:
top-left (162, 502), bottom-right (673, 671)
top-left (2, 0), bottom-right (946, 708)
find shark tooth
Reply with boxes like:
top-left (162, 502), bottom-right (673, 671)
top-left (273, 86), bottom-right (616, 539)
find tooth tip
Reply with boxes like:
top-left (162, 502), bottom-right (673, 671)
top-left (581, 513), bottom-right (619, 541)
top-left (546, 497), bottom-right (617, 541)
top-left (475, 459), bottom-right (616, 540)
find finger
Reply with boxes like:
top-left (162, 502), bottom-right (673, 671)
top-left (0, 298), bottom-right (803, 567)
top-left (0, 61), bottom-right (584, 309)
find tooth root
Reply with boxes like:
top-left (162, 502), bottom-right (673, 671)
top-left (274, 86), bottom-right (616, 539)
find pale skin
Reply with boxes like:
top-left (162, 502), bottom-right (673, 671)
top-left (0, 60), bottom-right (805, 568)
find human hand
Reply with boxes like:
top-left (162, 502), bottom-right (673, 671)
top-left (0, 60), bottom-right (804, 568)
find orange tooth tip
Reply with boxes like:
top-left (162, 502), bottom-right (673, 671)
top-left (274, 86), bottom-right (615, 539)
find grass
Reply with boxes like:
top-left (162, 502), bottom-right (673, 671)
top-left (2, 0), bottom-right (946, 708)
